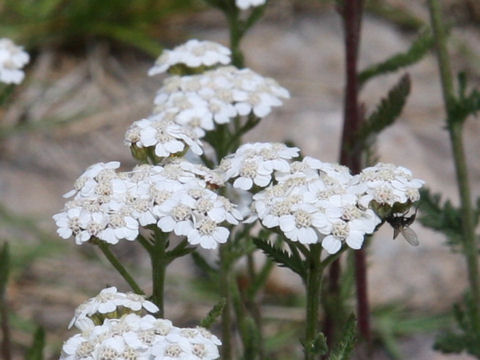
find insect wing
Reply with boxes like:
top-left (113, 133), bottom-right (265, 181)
top-left (401, 227), bottom-right (419, 246)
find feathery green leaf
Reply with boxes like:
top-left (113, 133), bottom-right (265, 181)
top-left (359, 30), bottom-right (433, 86)
top-left (355, 74), bottom-right (411, 151)
top-left (253, 238), bottom-right (306, 278)
top-left (328, 315), bottom-right (357, 360)
top-left (448, 72), bottom-right (480, 123)
top-left (418, 188), bottom-right (463, 247)
top-left (200, 298), bottom-right (226, 329)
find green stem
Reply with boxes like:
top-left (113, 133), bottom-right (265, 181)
top-left (97, 241), bottom-right (144, 295)
top-left (226, 7), bottom-right (245, 68)
top-left (220, 244), bottom-right (233, 360)
top-left (230, 271), bottom-right (262, 359)
top-left (151, 229), bottom-right (167, 317)
top-left (428, 0), bottom-right (480, 331)
top-left (427, 0), bottom-right (456, 112)
top-left (305, 243), bottom-right (323, 360)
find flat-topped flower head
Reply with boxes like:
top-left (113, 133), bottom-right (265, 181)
top-left (353, 163), bottom-right (424, 214)
top-left (236, 0), bottom-right (266, 10)
top-left (55, 161), bottom-right (239, 250)
top-left (149, 39), bottom-right (231, 76)
top-left (153, 66), bottom-right (289, 137)
top-left (125, 116), bottom-right (203, 161)
top-left (250, 156), bottom-right (381, 254)
top-left (53, 162), bottom-right (142, 245)
top-left (220, 142), bottom-right (300, 190)
top-left (60, 313), bottom-right (221, 360)
top-left (0, 38), bottom-right (29, 84)
top-left (68, 287), bottom-right (159, 330)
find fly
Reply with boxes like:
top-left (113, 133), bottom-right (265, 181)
top-left (386, 210), bottom-right (419, 246)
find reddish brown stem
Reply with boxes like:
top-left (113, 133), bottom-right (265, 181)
top-left (326, 0), bottom-right (369, 348)
top-left (1, 295), bottom-right (11, 360)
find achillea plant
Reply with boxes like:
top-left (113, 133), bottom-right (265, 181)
top-left (52, 29), bottom-right (425, 358)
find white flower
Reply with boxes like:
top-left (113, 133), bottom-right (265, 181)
top-left (220, 142), bottom-right (300, 190)
top-left (153, 66), bottom-right (289, 138)
top-left (0, 38), bottom-right (29, 84)
top-left (63, 161), bottom-right (121, 199)
top-left (250, 156), bottom-right (382, 252)
top-left (353, 163), bottom-right (424, 208)
top-left (61, 313), bottom-right (220, 360)
top-left (55, 161), bottom-right (239, 250)
top-left (125, 116), bottom-right (203, 158)
top-left (149, 39), bottom-right (231, 75)
top-left (235, 0), bottom-right (266, 10)
top-left (187, 216), bottom-right (230, 250)
top-left (68, 287), bottom-right (159, 330)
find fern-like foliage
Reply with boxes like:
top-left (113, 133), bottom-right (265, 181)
top-left (200, 298), bottom-right (226, 329)
top-left (449, 72), bottom-right (480, 124)
top-left (358, 30), bottom-right (433, 86)
top-left (359, 29), bottom-right (433, 86)
top-left (253, 238), bottom-right (306, 278)
top-left (435, 294), bottom-right (480, 357)
top-left (303, 331), bottom-right (328, 357)
top-left (355, 74), bottom-right (411, 152)
top-left (418, 188), bottom-right (464, 248)
top-left (328, 315), bottom-right (357, 360)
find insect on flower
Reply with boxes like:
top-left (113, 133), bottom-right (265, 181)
top-left (386, 209), bottom-right (419, 246)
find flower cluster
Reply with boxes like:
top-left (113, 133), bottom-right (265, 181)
top-left (353, 163), bottom-right (424, 213)
top-left (149, 39), bottom-right (231, 76)
top-left (220, 142), bottom-right (300, 190)
top-left (235, 0), bottom-right (267, 10)
top-left (61, 290), bottom-right (220, 360)
top-left (125, 115), bottom-right (203, 160)
top-left (0, 38), bottom-right (29, 84)
top-left (68, 287), bottom-right (159, 330)
top-left (53, 160), bottom-right (241, 249)
top-left (151, 66), bottom-right (289, 137)
top-left (248, 156), bottom-right (381, 254)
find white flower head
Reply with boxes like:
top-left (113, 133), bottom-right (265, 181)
top-left (125, 115), bottom-right (203, 159)
top-left (220, 142), bottom-right (300, 190)
top-left (354, 163), bottom-right (424, 210)
top-left (60, 314), bottom-right (221, 360)
top-left (0, 38), bottom-right (29, 84)
top-left (251, 156), bottom-right (382, 253)
top-left (235, 0), bottom-right (267, 10)
top-left (68, 287), bottom-right (159, 330)
top-left (153, 66), bottom-right (289, 138)
top-left (55, 161), bottom-right (240, 250)
top-left (149, 39), bottom-right (231, 76)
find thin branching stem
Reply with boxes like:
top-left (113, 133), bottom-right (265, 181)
top-left (305, 243), bottom-right (323, 360)
top-left (151, 229), bottom-right (167, 317)
top-left (97, 241), bottom-right (144, 295)
top-left (219, 244), bottom-right (233, 360)
top-left (428, 0), bottom-right (480, 331)
top-left (332, 0), bottom-right (369, 347)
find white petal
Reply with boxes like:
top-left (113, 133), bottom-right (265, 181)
top-left (346, 231), bottom-right (364, 250)
top-left (322, 236), bottom-right (342, 254)
top-left (279, 215), bottom-right (295, 232)
top-left (233, 177), bottom-right (253, 190)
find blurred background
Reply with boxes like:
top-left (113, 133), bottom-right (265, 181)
top-left (1, 0), bottom-right (480, 359)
